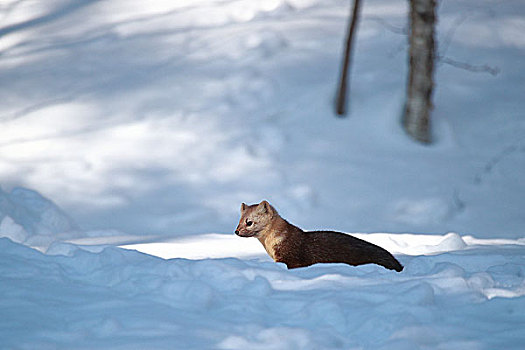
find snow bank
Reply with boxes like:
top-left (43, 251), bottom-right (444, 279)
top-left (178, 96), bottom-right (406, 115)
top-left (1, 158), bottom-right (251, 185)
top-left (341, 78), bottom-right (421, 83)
top-left (0, 187), bottom-right (126, 251)
top-left (0, 186), bottom-right (80, 246)
top-left (2, 235), bottom-right (525, 349)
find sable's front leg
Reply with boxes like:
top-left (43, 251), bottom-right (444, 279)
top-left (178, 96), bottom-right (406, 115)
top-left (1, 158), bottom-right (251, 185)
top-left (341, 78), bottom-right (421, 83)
top-left (285, 263), bottom-right (301, 269)
top-left (278, 259), bottom-right (296, 269)
top-left (279, 258), bottom-right (310, 269)
top-left (273, 255), bottom-right (295, 269)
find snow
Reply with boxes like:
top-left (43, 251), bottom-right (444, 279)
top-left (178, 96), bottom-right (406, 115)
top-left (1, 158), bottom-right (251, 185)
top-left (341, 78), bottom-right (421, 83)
top-left (1, 0), bottom-right (525, 348)
top-left (2, 234), bottom-right (525, 349)
top-left (0, 187), bottom-right (80, 247)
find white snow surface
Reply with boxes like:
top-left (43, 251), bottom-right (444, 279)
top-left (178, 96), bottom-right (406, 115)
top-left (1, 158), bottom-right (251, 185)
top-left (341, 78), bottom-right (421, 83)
top-left (2, 233), bottom-right (525, 349)
top-left (1, 0), bottom-right (525, 348)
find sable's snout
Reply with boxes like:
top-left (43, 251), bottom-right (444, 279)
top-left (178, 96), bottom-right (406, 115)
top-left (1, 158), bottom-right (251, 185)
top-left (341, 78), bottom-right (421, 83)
top-left (235, 225), bottom-right (242, 235)
top-left (235, 227), bottom-right (254, 237)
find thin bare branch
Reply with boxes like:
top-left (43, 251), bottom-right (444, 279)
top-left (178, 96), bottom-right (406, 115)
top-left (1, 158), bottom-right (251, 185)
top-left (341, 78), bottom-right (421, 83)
top-left (438, 56), bottom-right (500, 76)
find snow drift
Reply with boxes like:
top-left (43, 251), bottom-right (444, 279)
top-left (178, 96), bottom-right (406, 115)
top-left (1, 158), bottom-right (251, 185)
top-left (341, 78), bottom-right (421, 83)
top-left (2, 235), bottom-right (525, 349)
top-left (0, 186), bottom-right (79, 246)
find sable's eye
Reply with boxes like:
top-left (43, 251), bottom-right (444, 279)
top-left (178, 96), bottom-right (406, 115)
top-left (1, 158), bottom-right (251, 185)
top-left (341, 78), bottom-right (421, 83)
top-left (246, 220), bottom-right (253, 226)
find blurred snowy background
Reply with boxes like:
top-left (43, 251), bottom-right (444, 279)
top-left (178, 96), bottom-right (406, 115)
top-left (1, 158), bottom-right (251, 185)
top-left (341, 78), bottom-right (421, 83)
top-left (1, 0), bottom-right (524, 348)
top-left (1, 0), bottom-right (523, 240)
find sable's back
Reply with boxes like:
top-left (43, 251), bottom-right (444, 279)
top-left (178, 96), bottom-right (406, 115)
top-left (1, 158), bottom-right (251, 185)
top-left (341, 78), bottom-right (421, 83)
top-left (302, 230), bottom-right (403, 271)
top-left (304, 231), bottom-right (372, 249)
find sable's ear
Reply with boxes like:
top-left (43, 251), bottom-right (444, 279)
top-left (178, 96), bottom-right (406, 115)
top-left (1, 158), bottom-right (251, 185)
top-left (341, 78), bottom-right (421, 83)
top-left (256, 200), bottom-right (272, 214)
top-left (240, 203), bottom-right (247, 213)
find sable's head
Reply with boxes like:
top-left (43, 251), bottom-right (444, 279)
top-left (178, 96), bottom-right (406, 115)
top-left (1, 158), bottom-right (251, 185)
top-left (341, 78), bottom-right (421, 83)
top-left (235, 200), bottom-right (275, 237)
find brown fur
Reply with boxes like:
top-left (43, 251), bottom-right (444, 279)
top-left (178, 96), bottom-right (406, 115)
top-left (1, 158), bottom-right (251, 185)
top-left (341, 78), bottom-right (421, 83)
top-left (235, 200), bottom-right (403, 272)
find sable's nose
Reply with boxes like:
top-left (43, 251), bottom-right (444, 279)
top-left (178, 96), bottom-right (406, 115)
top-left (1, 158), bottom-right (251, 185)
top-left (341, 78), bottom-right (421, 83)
top-left (235, 230), bottom-right (239, 235)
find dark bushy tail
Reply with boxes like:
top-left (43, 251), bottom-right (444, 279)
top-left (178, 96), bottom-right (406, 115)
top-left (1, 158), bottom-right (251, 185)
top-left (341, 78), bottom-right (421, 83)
top-left (341, 233), bottom-right (404, 272)
top-left (374, 249), bottom-right (404, 272)
top-left (361, 238), bottom-right (403, 272)
top-left (391, 258), bottom-right (404, 272)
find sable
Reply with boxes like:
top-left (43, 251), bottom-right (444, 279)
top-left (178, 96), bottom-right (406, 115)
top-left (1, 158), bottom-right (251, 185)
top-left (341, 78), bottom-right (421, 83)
top-left (235, 200), bottom-right (403, 272)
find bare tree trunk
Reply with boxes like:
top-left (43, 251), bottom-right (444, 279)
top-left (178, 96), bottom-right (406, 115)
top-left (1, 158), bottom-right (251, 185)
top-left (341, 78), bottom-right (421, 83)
top-left (335, 0), bottom-right (362, 117)
top-left (403, 0), bottom-right (436, 143)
